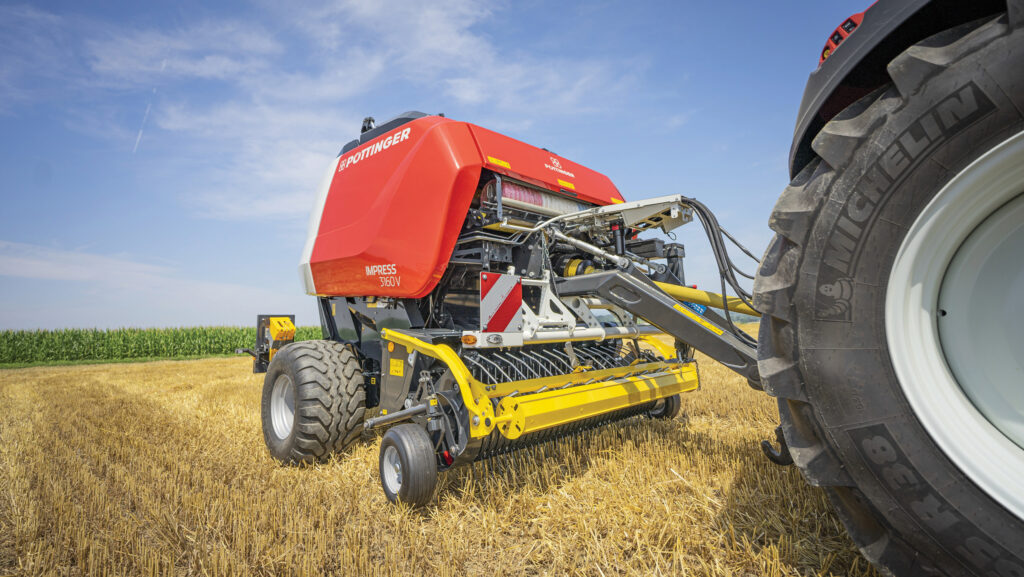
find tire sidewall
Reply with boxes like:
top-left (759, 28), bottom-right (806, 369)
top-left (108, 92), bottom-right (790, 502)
top-left (379, 424), bottom-right (438, 506)
top-left (796, 29), bottom-right (1024, 573)
top-left (378, 433), bottom-right (404, 503)
top-left (261, 340), bottom-right (367, 465)
top-left (261, 345), bottom-right (299, 462)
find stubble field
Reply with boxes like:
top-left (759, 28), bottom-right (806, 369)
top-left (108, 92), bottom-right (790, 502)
top-left (0, 341), bottom-right (878, 576)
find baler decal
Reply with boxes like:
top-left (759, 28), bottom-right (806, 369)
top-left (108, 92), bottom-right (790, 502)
top-left (365, 264), bottom-right (398, 276)
top-left (336, 127), bottom-right (412, 173)
top-left (365, 262), bottom-right (401, 288)
top-left (479, 272), bottom-right (523, 333)
top-left (544, 157), bottom-right (576, 178)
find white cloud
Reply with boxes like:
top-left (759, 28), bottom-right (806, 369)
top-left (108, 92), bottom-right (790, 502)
top-left (281, 0), bottom-right (629, 115)
top-left (665, 112), bottom-right (693, 131)
top-left (0, 6), bottom-right (78, 113)
top-left (0, 241), bottom-right (168, 283)
top-left (245, 49), bottom-right (386, 104)
top-left (84, 21), bottom-right (283, 85)
top-left (4, 1), bottom-right (637, 222)
top-left (0, 241), bottom-right (312, 329)
top-left (284, 0), bottom-right (493, 68)
top-left (153, 101), bottom-right (352, 220)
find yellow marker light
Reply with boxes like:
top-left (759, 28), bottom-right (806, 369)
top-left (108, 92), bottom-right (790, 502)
top-left (387, 342), bottom-right (395, 352)
top-left (556, 178), bottom-right (575, 190)
top-left (461, 335), bottom-right (478, 345)
top-left (486, 156), bottom-right (511, 169)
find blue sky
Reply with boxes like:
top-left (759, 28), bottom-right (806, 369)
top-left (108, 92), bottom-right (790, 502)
top-left (0, 0), bottom-right (867, 329)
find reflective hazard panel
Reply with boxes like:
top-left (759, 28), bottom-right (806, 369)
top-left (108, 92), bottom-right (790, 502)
top-left (479, 272), bottom-right (523, 332)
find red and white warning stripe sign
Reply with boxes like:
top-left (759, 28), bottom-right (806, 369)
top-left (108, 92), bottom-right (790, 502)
top-left (479, 272), bottom-right (523, 332)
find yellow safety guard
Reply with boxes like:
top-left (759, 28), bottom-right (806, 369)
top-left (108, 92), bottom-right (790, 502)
top-left (380, 329), bottom-right (699, 440)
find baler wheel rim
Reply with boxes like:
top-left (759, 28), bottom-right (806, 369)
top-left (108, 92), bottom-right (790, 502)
top-left (382, 445), bottom-right (403, 494)
top-left (378, 424), bottom-right (438, 506)
top-left (269, 373), bottom-right (295, 440)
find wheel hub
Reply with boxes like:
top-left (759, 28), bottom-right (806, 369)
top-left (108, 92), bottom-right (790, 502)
top-left (270, 374), bottom-right (296, 440)
top-left (382, 445), bottom-right (402, 494)
top-left (938, 193), bottom-right (1024, 449)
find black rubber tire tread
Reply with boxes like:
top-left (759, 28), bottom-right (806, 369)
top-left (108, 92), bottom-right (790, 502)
top-left (649, 394), bottom-right (681, 420)
top-left (754, 14), bottom-right (1024, 577)
top-left (379, 424), bottom-right (438, 507)
top-left (261, 340), bottom-right (366, 464)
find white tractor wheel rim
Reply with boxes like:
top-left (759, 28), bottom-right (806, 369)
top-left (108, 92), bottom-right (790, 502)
top-left (886, 129), bottom-right (1024, 522)
top-left (382, 445), bottom-right (403, 495)
top-left (270, 374), bottom-right (296, 440)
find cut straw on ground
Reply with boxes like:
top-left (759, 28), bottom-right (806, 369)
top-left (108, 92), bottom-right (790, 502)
top-left (0, 329), bottom-right (877, 576)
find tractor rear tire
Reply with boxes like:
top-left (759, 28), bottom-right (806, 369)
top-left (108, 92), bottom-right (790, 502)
top-left (261, 340), bottom-right (366, 464)
top-left (379, 424), bottom-right (438, 507)
top-left (754, 14), bottom-right (1024, 577)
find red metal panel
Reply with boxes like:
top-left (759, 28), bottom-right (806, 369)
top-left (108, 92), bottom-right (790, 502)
top-left (468, 124), bottom-right (624, 206)
top-left (309, 117), bottom-right (482, 298)
top-left (306, 115), bottom-right (623, 298)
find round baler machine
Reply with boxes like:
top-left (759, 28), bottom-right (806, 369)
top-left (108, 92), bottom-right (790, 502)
top-left (249, 112), bottom-right (761, 502)
top-left (241, 1), bottom-right (1024, 574)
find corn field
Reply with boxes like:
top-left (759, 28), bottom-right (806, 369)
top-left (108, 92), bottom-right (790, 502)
top-left (0, 332), bottom-right (877, 576)
top-left (0, 326), bottom-right (322, 365)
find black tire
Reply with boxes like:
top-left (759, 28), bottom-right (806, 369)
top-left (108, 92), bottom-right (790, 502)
top-left (754, 14), bottom-right (1024, 577)
top-left (261, 340), bottom-right (366, 464)
top-left (379, 424), bottom-right (438, 507)
top-left (649, 394), bottom-right (681, 420)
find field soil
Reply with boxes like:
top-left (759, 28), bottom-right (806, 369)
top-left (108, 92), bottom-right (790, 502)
top-left (0, 342), bottom-right (878, 576)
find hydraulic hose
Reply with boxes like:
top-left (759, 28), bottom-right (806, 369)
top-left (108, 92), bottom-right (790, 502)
top-left (654, 281), bottom-right (761, 317)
